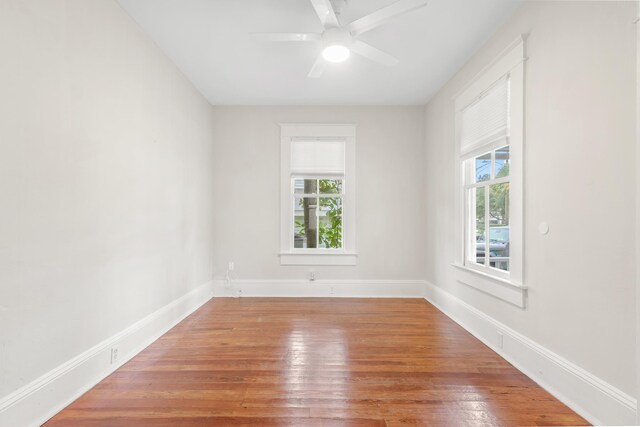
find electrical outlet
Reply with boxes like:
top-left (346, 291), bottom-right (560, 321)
top-left (110, 346), bottom-right (119, 365)
top-left (228, 261), bottom-right (234, 271)
top-left (497, 331), bottom-right (504, 349)
top-left (309, 271), bottom-right (316, 281)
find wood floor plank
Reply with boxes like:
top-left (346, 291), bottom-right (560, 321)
top-left (44, 298), bottom-right (589, 426)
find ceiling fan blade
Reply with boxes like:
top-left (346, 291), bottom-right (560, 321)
top-left (308, 55), bottom-right (326, 78)
top-left (351, 40), bottom-right (399, 67)
top-left (310, 0), bottom-right (340, 28)
top-left (347, 0), bottom-right (428, 37)
top-left (251, 33), bottom-right (322, 42)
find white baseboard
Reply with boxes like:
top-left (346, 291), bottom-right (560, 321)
top-left (212, 279), bottom-right (427, 298)
top-left (424, 281), bottom-right (637, 426)
top-left (5, 279), bottom-right (629, 426)
top-left (0, 280), bottom-right (214, 427)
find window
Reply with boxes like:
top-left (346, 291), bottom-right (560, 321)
top-left (293, 178), bottom-right (343, 249)
top-left (454, 37), bottom-right (525, 306)
top-left (280, 124), bottom-right (356, 265)
top-left (466, 145), bottom-right (511, 272)
top-left (463, 76), bottom-right (512, 276)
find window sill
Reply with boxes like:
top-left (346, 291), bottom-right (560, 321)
top-left (451, 263), bottom-right (527, 308)
top-left (280, 252), bottom-right (358, 266)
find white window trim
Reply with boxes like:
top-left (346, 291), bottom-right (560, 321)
top-left (279, 124), bottom-right (357, 266)
top-left (453, 36), bottom-right (527, 307)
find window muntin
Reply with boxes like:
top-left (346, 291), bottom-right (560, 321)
top-left (292, 178), bottom-right (344, 249)
top-left (288, 136), bottom-right (346, 252)
top-left (280, 124), bottom-right (356, 265)
top-left (465, 146), bottom-right (511, 273)
top-left (460, 73), bottom-right (513, 278)
top-left (453, 37), bottom-right (524, 305)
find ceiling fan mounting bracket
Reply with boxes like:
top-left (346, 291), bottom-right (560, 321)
top-left (322, 27), bottom-right (353, 48)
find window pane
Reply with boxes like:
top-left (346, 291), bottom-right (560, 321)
top-left (319, 179), bottom-right (343, 194)
top-left (475, 153), bottom-right (491, 182)
top-left (294, 197), bottom-right (318, 248)
top-left (495, 146), bottom-right (510, 178)
top-left (470, 187), bottom-right (486, 265)
top-left (294, 179), bottom-right (318, 195)
top-left (319, 197), bottom-right (342, 249)
top-left (489, 183), bottom-right (510, 271)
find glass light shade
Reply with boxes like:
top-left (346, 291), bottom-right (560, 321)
top-left (322, 45), bottom-right (350, 63)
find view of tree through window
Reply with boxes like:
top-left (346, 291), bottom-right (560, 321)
top-left (293, 179), bottom-right (343, 249)
top-left (469, 146), bottom-right (510, 271)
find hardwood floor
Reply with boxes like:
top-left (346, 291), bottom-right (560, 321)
top-left (45, 298), bottom-right (588, 426)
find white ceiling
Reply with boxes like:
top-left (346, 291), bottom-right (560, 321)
top-left (116, 0), bottom-right (523, 105)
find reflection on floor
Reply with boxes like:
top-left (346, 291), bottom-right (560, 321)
top-left (46, 298), bottom-right (589, 426)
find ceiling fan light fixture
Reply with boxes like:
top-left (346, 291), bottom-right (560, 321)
top-left (252, 0), bottom-right (428, 77)
top-left (322, 44), bottom-right (350, 63)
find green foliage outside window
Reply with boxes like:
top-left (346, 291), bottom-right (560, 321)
top-left (294, 179), bottom-right (343, 249)
top-left (476, 163), bottom-right (510, 233)
top-left (319, 179), bottom-right (342, 248)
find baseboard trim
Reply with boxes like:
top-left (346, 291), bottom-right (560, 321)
top-left (5, 279), bottom-right (629, 426)
top-left (0, 280), bottom-right (214, 427)
top-left (212, 279), bottom-right (427, 298)
top-left (424, 281), bottom-right (637, 426)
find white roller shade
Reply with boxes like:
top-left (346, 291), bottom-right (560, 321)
top-left (291, 139), bottom-right (345, 175)
top-left (460, 77), bottom-right (510, 154)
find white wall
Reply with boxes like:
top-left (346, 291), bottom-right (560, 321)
top-left (211, 106), bottom-right (426, 282)
top-left (424, 0), bottom-right (636, 398)
top-left (0, 0), bottom-right (215, 399)
top-left (1, 0), bottom-right (636, 423)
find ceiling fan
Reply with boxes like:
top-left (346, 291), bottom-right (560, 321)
top-left (252, 0), bottom-right (428, 78)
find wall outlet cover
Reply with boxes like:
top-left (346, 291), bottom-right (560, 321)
top-left (110, 347), bottom-right (119, 365)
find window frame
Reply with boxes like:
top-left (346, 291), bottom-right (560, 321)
top-left (453, 37), bottom-right (526, 307)
top-left (464, 145), bottom-right (511, 279)
top-left (279, 124), bottom-right (357, 266)
top-left (291, 177), bottom-right (345, 251)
